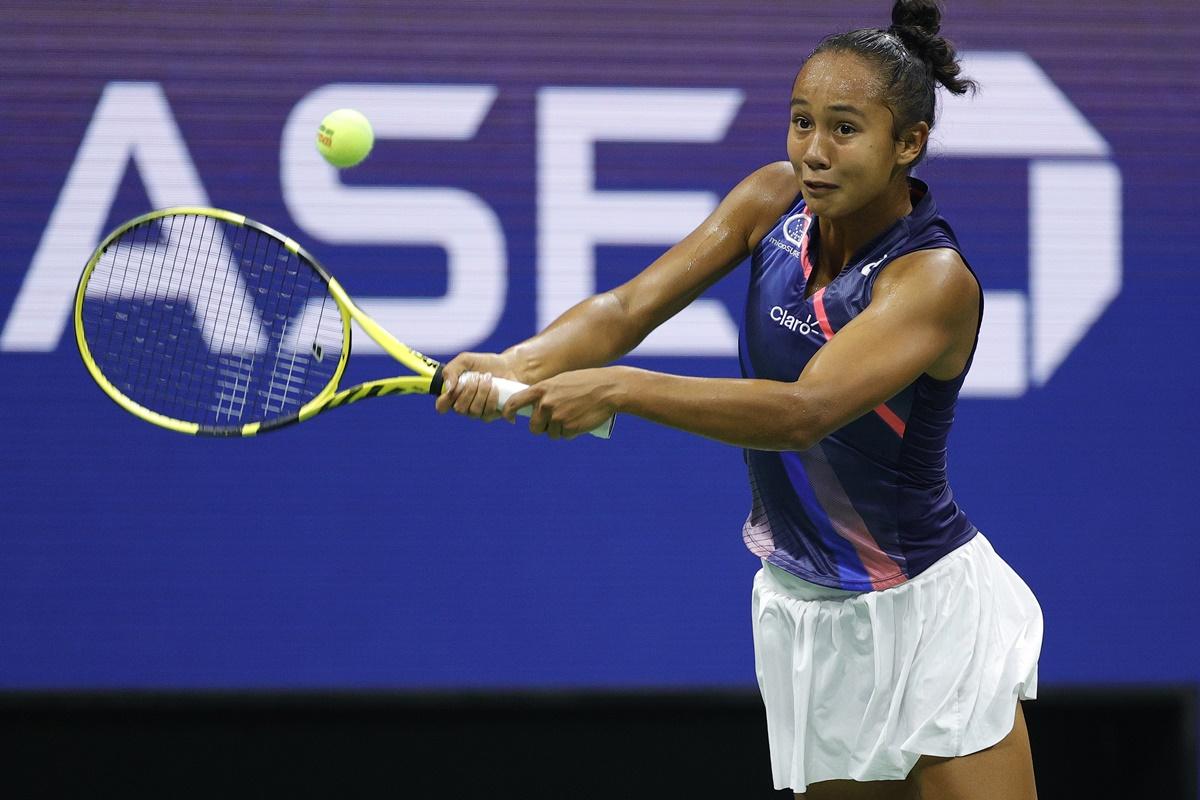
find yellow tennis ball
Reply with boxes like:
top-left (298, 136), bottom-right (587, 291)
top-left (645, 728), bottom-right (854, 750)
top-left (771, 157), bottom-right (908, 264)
top-left (316, 109), bottom-right (374, 168)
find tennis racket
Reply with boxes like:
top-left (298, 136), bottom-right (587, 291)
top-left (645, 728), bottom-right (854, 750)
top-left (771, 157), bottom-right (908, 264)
top-left (73, 207), bottom-right (614, 439)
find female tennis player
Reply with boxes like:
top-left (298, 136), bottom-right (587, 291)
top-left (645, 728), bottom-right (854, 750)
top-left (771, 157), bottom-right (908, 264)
top-left (436, 1), bottom-right (1042, 796)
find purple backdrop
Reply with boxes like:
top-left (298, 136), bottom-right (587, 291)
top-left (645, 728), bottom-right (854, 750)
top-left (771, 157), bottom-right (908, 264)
top-left (0, 1), bottom-right (1197, 688)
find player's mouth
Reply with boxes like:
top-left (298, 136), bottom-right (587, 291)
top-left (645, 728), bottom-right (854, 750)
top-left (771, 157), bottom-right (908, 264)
top-left (803, 180), bottom-right (838, 194)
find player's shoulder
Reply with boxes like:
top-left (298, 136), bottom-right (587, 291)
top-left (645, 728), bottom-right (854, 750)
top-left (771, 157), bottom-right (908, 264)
top-left (734, 161), bottom-right (799, 208)
top-left (743, 160), bottom-right (799, 191)
top-left (724, 161), bottom-right (801, 247)
top-left (874, 247), bottom-right (980, 320)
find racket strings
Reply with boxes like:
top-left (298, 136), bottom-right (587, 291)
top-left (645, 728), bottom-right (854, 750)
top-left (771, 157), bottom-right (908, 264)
top-left (147, 214), bottom-right (229, 422)
top-left (81, 213), bottom-right (346, 429)
top-left (209, 220), bottom-right (265, 422)
top-left (98, 217), bottom-right (176, 411)
top-left (147, 214), bottom-right (216, 419)
top-left (262, 236), bottom-right (308, 417)
top-left (102, 214), bottom-right (213, 422)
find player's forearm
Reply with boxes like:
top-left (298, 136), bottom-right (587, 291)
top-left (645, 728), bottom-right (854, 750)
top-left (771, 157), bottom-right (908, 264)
top-left (611, 367), bottom-right (821, 451)
top-left (503, 292), bottom-right (645, 384)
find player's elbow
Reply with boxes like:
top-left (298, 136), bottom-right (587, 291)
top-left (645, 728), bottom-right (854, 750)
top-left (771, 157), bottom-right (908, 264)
top-left (778, 390), bottom-right (827, 452)
top-left (597, 289), bottom-right (651, 353)
top-left (783, 421), bottom-right (822, 452)
top-left (785, 428), bottom-right (817, 452)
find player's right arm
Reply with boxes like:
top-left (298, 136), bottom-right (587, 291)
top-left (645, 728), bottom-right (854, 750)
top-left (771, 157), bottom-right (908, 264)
top-left (435, 161), bottom-right (799, 419)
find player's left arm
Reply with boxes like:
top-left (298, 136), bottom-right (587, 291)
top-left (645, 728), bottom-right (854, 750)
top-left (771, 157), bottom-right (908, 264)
top-left (503, 248), bottom-right (980, 447)
top-left (781, 248), bottom-right (980, 444)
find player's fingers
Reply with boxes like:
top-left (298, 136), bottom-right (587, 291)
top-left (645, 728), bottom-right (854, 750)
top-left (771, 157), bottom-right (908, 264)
top-left (436, 378), bottom-right (464, 413)
top-left (451, 371), bottom-right (482, 416)
top-left (467, 373), bottom-right (494, 418)
top-left (481, 377), bottom-right (504, 422)
top-left (435, 356), bottom-right (474, 412)
top-left (503, 387), bottom-right (538, 423)
top-left (526, 401), bottom-right (550, 435)
top-left (434, 367), bottom-right (459, 413)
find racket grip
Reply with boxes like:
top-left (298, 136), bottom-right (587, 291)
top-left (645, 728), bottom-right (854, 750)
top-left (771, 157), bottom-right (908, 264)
top-left (489, 376), bottom-right (614, 440)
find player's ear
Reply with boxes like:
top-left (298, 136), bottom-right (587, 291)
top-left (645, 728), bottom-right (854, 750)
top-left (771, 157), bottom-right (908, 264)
top-left (895, 121), bottom-right (929, 168)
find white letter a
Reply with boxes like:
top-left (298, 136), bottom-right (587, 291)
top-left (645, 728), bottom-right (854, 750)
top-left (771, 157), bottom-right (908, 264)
top-left (1, 82), bottom-right (211, 351)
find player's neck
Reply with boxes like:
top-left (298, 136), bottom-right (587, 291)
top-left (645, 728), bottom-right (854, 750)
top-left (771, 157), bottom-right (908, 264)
top-left (815, 179), bottom-right (912, 272)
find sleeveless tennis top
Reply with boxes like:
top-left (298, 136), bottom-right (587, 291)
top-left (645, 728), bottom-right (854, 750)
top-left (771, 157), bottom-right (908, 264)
top-left (739, 178), bottom-right (982, 591)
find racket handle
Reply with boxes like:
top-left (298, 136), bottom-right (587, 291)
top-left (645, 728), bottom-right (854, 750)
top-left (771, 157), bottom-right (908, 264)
top-left (488, 376), bottom-right (614, 440)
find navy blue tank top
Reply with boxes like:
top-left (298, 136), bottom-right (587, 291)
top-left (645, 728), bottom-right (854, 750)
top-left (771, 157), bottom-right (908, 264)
top-left (739, 178), bottom-right (982, 591)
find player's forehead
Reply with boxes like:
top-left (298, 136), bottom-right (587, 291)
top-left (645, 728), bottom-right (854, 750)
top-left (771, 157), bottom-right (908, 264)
top-left (791, 50), bottom-right (887, 113)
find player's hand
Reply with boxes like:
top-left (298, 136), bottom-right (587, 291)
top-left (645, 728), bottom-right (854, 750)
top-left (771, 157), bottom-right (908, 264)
top-left (502, 368), bottom-right (624, 440)
top-left (435, 352), bottom-right (518, 422)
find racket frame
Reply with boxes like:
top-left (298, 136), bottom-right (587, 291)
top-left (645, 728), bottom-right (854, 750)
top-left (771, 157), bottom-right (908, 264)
top-left (76, 206), bottom-right (612, 439)
top-left (74, 206), bottom-right (441, 437)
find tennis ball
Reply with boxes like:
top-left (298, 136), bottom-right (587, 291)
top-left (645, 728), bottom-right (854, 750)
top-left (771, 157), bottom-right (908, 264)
top-left (316, 109), bottom-right (374, 168)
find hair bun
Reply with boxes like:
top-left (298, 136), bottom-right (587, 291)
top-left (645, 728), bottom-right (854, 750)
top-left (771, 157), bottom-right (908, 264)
top-left (887, 23), bottom-right (930, 60)
top-left (886, 0), bottom-right (975, 96)
top-left (890, 0), bottom-right (942, 39)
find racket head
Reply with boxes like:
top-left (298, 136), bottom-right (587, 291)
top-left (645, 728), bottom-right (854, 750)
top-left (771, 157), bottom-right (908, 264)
top-left (74, 207), bottom-right (352, 436)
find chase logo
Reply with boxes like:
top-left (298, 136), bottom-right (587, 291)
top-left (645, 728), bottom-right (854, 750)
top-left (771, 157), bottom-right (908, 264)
top-left (930, 52), bottom-right (1121, 397)
top-left (782, 212), bottom-right (810, 248)
top-left (0, 54), bottom-right (1121, 399)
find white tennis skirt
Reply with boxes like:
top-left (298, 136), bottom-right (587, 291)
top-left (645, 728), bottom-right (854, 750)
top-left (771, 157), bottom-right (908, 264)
top-left (751, 532), bottom-right (1042, 793)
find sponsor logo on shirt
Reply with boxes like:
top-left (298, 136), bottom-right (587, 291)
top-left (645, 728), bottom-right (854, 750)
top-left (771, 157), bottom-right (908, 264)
top-left (770, 305), bottom-right (818, 336)
top-left (782, 212), bottom-right (810, 247)
top-left (766, 236), bottom-right (801, 258)
top-left (861, 253), bottom-right (888, 276)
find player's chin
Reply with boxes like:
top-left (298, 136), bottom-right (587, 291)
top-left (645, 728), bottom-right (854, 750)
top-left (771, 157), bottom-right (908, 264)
top-left (799, 190), bottom-right (843, 217)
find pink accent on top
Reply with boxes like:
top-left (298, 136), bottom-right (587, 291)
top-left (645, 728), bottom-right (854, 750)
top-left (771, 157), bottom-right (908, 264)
top-left (812, 289), bottom-right (836, 340)
top-left (798, 447), bottom-right (907, 590)
top-left (799, 213), bottom-right (814, 280)
top-left (874, 403), bottom-right (907, 438)
top-left (808, 262), bottom-right (908, 442)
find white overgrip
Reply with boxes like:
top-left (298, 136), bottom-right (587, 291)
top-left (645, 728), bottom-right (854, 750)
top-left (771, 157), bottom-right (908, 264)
top-left (481, 375), bottom-right (613, 440)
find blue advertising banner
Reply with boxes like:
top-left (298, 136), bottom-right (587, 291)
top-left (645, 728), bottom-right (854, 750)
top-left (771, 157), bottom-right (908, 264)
top-left (1, 1), bottom-right (1197, 688)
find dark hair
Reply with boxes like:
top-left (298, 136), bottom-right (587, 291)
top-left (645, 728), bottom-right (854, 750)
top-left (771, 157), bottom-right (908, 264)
top-left (809, 0), bottom-right (977, 168)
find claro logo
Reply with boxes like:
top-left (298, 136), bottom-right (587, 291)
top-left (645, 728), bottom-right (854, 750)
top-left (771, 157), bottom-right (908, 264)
top-left (770, 306), bottom-right (819, 336)
top-left (0, 53), bottom-right (1120, 398)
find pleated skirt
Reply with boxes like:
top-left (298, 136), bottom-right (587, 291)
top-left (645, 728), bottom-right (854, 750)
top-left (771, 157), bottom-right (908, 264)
top-left (751, 532), bottom-right (1042, 793)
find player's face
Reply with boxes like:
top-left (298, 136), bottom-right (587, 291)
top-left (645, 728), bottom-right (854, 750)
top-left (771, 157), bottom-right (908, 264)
top-left (787, 51), bottom-right (916, 218)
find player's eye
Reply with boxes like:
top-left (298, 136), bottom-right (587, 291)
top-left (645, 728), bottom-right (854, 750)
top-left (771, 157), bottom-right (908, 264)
top-left (836, 123), bottom-right (857, 135)
top-left (792, 116), bottom-right (812, 129)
